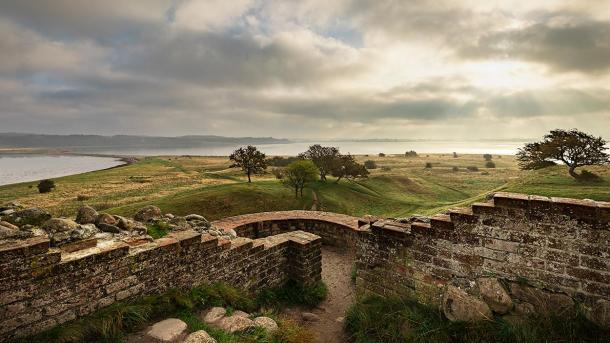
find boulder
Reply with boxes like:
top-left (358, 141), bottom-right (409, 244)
top-left (71, 224), bottom-right (99, 241)
top-left (513, 302), bottom-right (535, 315)
top-left (510, 283), bottom-right (574, 315)
top-left (186, 214), bottom-right (206, 221)
top-left (6, 208), bottom-right (51, 226)
top-left (134, 205), bottom-right (162, 222)
top-left (116, 216), bottom-right (138, 231)
top-left (0, 224), bottom-right (29, 240)
top-left (586, 299), bottom-right (610, 328)
top-left (217, 315), bottom-right (255, 333)
top-left (203, 307), bottom-right (226, 324)
top-left (169, 217), bottom-right (191, 231)
top-left (0, 221), bottom-right (19, 230)
top-left (96, 213), bottom-right (117, 226)
top-left (442, 285), bottom-right (492, 322)
top-left (146, 318), bottom-right (187, 342)
top-left (75, 205), bottom-right (98, 224)
top-left (42, 218), bottom-right (80, 234)
top-left (477, 278), bottom-right (513, 314)
top-left (97, 223), bottom-right (121, 233)
top-left (183, 330), bottom-right (217, 343)
top-left (232, 310), bottom-right (250, 318)
top-left (253, 317), bottom-right (278, 332)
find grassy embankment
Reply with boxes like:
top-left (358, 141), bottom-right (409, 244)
top-left (1, 154), bottom-right (609, 220)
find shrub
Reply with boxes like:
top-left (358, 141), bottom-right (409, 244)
top-left (257, 280), bottom-right (328, 308)
top-left (272, 168), bottom-right (285, 179)
top-left (467, 166), bottom-right (479, 172)
top-left (483, 154), bottom-right (493, 161)
top-left (378, 153), bottom-right (386, 157)
top-left (453, 152), bottom-right (458, 158)
top-left (405, 150), bottom-right (418, 157)
top-left (425, 162), bottom-right (433, 169)
top-left (452, 166), bottom-right (459, 172)
top-left (37, 179), bottom-right (55, 193)
top-left (268, 156), bottom-right (300, 167)
top-left (76, 194), bottom-right (91, 201)
top-left (364, 160), bottom-right (377, 169)
top-left (485, 161), bottom-right (496, 168)
top-left (578, 170), bottom-right (603, 182)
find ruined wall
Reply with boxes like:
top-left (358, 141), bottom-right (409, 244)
top-left (212, 211), bottom-right (363, 250)
top-left (356, 193), bottom-right (610, 324)
top-left (0, 230), bottom-right (321, 340)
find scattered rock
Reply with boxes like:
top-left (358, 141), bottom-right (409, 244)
top-left (6, 208), bottom-right (51, 226)
top-left (164, 213), bottom-right (175, 219)
top-left (183, 330), bottom-right (217, 343)
top-left (146, 318), bottom-right (187, 342)
top-left (42, 218), bottom-right (98, 246)
top-left (116, 216), bottom-right (141, 231)
top-left (510, 283), bottom-right (574, 315)
top-left (301, 312), bottom-right (320, 322)
top-left (203, 307), bottom-right (226, 324)
top-left (0, 224), bottom-right (29, 240)
top-left (232, 310), bottom-right (250, 318)
top-left (97, 223), bottom-right (121, 233)
top-left (169, 217), bottom-right (191, 231)
top-left (71, 224), bottom-right (99, 240)
top-left (513, 302), bottom-right (535, 315)
top-left (42, 218), bottom-right (80, 234)
top-left (442, 285), bottom-right (492, 322)
top-left (186, 214), bottom-right (206, 221)
top-left (75, 205), bottom-right (98, 224)
top-left (217, 315), bottom-right (255, 333)
top-left (586, 299), bottom-right (610, 328)
top-left (253, 317), bottom-right (278, 332)
top-left (477, 278), bottom-right (513, 314)
top-left (0, 209), bottom-right (15, 216)
top-left (134, 205), bottom-right (162, 223)
top-left (96, 213), bottom-right (117, 226)
top-left (0, 221), bottom-right (19, 230)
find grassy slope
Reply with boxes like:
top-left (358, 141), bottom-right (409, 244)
top-left (1, 154), bottom-right (609, 219)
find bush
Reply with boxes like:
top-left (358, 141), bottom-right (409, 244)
top-left (453, 152), bottom-right (458, 158)
top-left (405, 150), bottom-right (418, 157)
top-left (37, 179), bottom-right (55, 193)
top-left (76, 194), bottom-right (91, 201)
top-left (364, 160), bottom-right (377, 169)
top-left (485, 161), bottom-right (496, 168)
top-left (257, 280), bottom-right (328, 309)
top-left (268, 156), bottom-right (300, 167)
top-left (452, 166), bottom-right (459, 172)
top-left (483, 154), bottom-right (493, 161)
top-left (378, 153), bottom-right (386, 157)
top-left (272, 168), bottom-right (285, 179)
top-left (578, 170), bottom-right (603, 182)
top-left (425, 162), bottom-right (433, 169)
top-left (467, 166), bottom-right (479, 172)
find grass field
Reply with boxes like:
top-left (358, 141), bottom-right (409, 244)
top-left (1, 153), bottom-right (609, 219)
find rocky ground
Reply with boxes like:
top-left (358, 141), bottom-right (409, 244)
top-left (0, 201), bottom-right (237, 251)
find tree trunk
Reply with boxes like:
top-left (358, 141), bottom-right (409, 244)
top-left (320, 172), bottom-right (326, 181)
top-left (300, 186), bottom-right (304, 197)
top-left (568, 165), bottom-right (579, 179)
top-left (247, 170), bottom-right (251, 183)
top-left (295, 187), bottom-right (298, 198)
top-left (335, 175), bottom-right (343, 184)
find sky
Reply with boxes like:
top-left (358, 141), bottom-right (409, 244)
top-left (1, 0), bottom-right (609, 140)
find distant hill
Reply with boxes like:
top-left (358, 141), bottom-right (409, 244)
top-left (0, 133), bottom-right (290, 149)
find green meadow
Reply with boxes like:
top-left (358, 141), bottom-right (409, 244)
top-left (1, 153), bottom-right (609, 220)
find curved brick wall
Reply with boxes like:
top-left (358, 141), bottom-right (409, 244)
top-left (212, 210), bottom-right (364, 249)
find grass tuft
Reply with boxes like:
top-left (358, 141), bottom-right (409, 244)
top-left (257, 280), bottom-right (328, 309)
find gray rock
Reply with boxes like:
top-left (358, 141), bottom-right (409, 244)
top-left (42, 218), bottom-right (80, 234)
top-left (71, 224), bottom-right (99, 241)
top-left (186, 214), bottom-right (206, 221)
top-left (217, 315), bottom-right (255, 333)
top-left (253, 316), bottom-right (278, 332)
top-left (6, 208), bottom-right (51, 226)
top-left (203, 307), bottom-right (226, 324)
top-left (510, 283), bottom-right (574, 315)
top-left (183, 330), bottom-right (217, 343)
top-left (134, 205), bottom-right (162, 222)
top-left (0, 224), bottom-right (34, 240)
top-left (164, 213), bottom-right (175, 219)
top-left (147, 318), bottom-right (187, 342)
top-left (169, 217), bottom-right (191, 231)
top-left (301, 312), bottom-right (320, 322)
top-left (0, 221), bottom-right (19, 230)
top-left (442, 285), bottom-right (492, 322)
top-left (1, 209), bottom-right (15, 216)
top-left (75, 205), bottom-right (98, 224)
top-left (97, 223), bottom-right (121, 233)
top-left (96, 213), bottom-right (117, 226)
top-left (116, 216), bottom-right (140, 231)
top-left (232, 310), bottom-right (250, 318)
top-left (477, 278), bottom-right (513, 314)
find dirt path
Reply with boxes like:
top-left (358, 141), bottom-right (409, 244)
top-left (310, 190), bottom-right (319, 211)
top-left (286, 247), bottom-right (355, 343)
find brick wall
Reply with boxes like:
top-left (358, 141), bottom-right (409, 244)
top-left (356, 193), bottom-right (610, 316)
top-left (0, 230), bottom-right (321, 340)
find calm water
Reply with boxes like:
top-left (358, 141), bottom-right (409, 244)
top-left (0, 155), bottom-right (124, 186)
top-left (0, 140), bottom-right (525, 186)
top-left (78, 140), bottom-right (525, 156)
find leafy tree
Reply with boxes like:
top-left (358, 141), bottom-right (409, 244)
top-left (284, 160), bottom-right (319, 197)
top-left (330, 154), bottom-right (369, 183)
top-left (516, 129), bottom-right (609, 179)
top-left (378, 153), bottom-right (386, 157)
top-left (425, 162), bottom-right (432, 169)
top-left (298, 145), bottom-right (340, 181)
top-left (364, 160), bottom-right (377, 169)
top-left (37, 179), bottom-right (55, 193)
top-left (229, 145), bottom-right (267, 183)
top-left (405, 151), bottom-right (418, 157)
top-left (483, 154), bottom-right (493, 161)
top-left (453, 152), bottom-right (458, 158)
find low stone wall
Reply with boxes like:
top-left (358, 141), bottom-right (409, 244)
top-left (0, 230), bottom-right (321, 340)
top-left (356, 193), bottom-right (610, 325)
top-left (212, 210), bottom-right (363, 250)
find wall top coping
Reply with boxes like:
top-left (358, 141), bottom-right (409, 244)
top-left (211, 210), bottom-right (362, 232)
